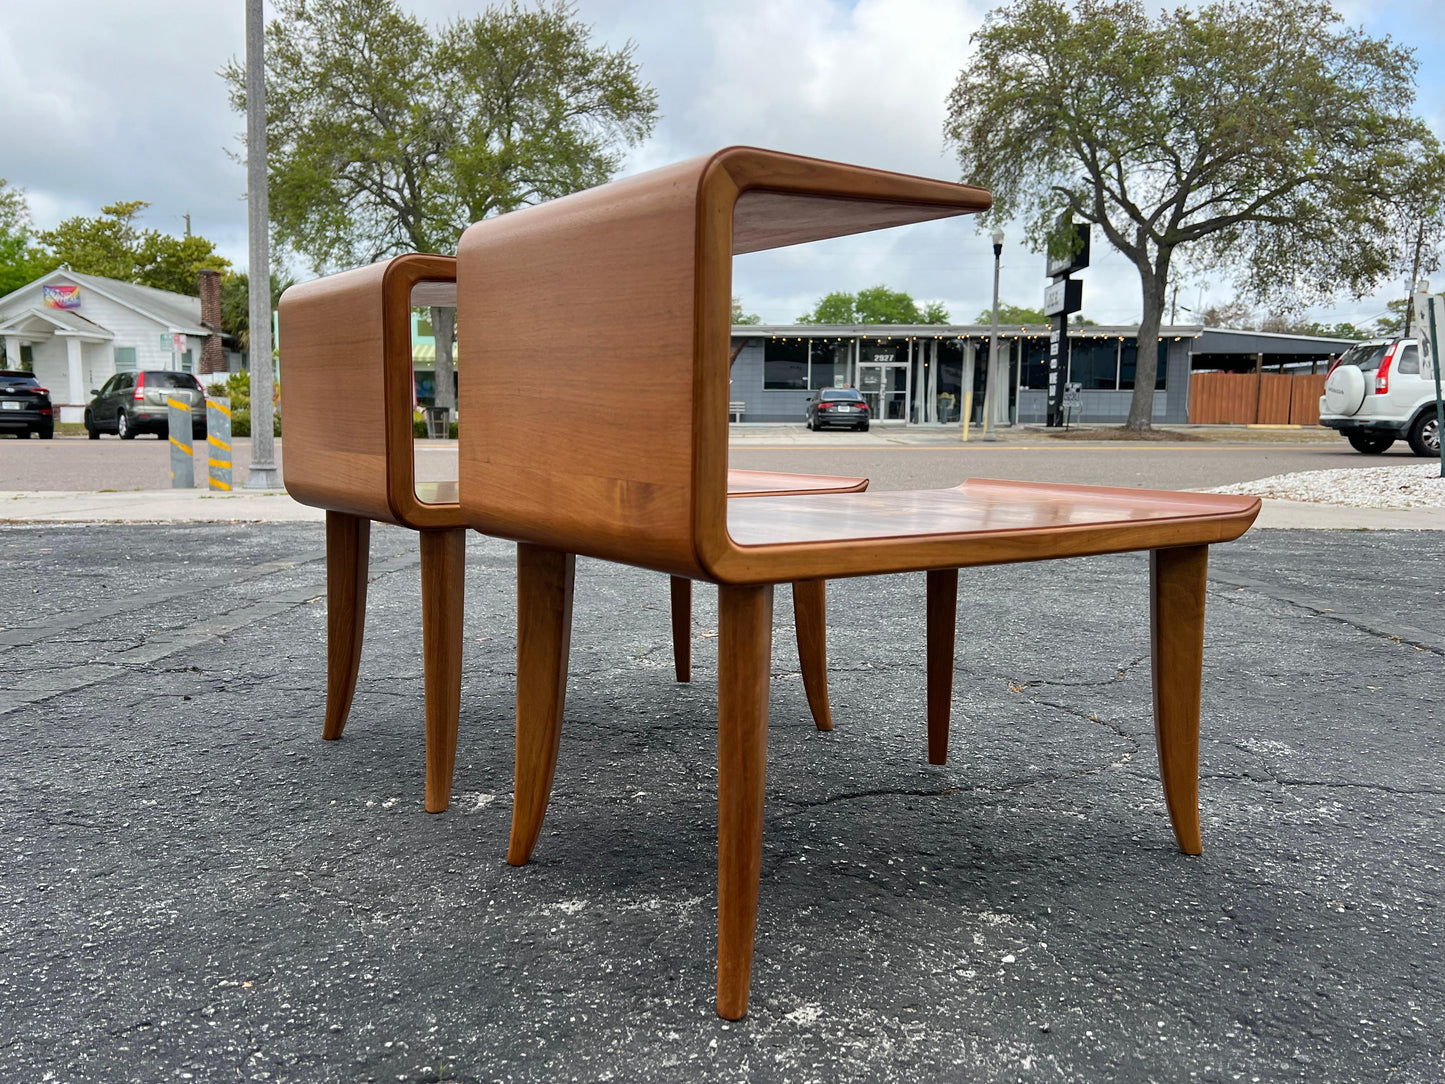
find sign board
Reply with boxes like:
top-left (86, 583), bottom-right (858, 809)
top-left (1043, 278), bottom-right (1083, 317)
top-left (1413, 290), bottom-right (1445, 475)
top-left (1063, 382), bottom-right (1082, 406)
top-left (1046, 222), bottom-right (1091, 279)
top-left (172, 333), bottom-right (188, 355)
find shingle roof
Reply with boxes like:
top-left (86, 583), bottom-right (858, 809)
top-left (58, 270), bottom-right (210, 336)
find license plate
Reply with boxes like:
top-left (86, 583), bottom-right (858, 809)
top-left (838, 405), bottom-right (855, 412)
top-left (1, 401), bottom-right (21, 410)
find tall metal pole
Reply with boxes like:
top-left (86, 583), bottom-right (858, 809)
top-left (243, 0), bottom-right (280, 489)
top-left (982, 229), bottom-right (1004, 441)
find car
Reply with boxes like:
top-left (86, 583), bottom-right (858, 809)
top-left (85, 370), bottom-right (207, 440)
top-left (805, 388), bottom-right (870, 431)
top-left (1319, 337), bottom-right (1440, 457)
top-left (0, 370), bottom-right (54, 439)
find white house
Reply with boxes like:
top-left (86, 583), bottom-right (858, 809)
top-left (0, 268), bottom-right (226, 423)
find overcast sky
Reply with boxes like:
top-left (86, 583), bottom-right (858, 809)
top-left (2, 0), bottom-right (1440, 328)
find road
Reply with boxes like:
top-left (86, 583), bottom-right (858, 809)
top-left (0, 428), bottom-right (1424, 493)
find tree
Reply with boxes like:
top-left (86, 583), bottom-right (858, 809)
top-left (37, 200), bottom-right (230, 295)
top-left (221, 271), bottom-right (296, 353)
top-left (227, 0), bottom-right (658, 418)
top-left (1385, 156), bottom-right (1445, 335)
top-left (731, 297), bottom-right (761, 325)
top-left (945, 0), bottom-right (1439, 430)
top-left (797, 285), bottom-right (949, 324)
top-left (0, 180), bottom-right (52, 298)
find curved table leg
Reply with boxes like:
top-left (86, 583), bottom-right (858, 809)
top-left (508, 544), bottom-right (576, 866)
top-left (421, 528), bottom-right (466, 813)
top-left (670, 575), bottom-right (692, 683)
top-left (717, 582), bottom-right (773, 1020)
top-left (791, 579), bottom-right (832, 731)
top-left (323, 511), bottom-right (369, 741)
top-left (926, 569), bottom-right (958, 765)
top-left (1150, 545), bottom-right (1208, 855)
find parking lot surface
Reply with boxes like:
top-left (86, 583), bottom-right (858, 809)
top-left (0, 523), bottom-right (1440, 1082)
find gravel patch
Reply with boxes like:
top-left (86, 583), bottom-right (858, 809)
top-left (1207, 462), bottom-right (1445, 509)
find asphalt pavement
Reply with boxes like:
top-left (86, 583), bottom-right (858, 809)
top-left (0, 522), bottom-right (1440, 1082)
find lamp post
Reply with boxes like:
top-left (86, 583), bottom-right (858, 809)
top-left (243, 0), bottom-right (280, 489)
top-left (981, 227), bottom-right (1004, 442)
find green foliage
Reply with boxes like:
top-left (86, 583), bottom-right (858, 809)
top-left (220, 272), bottom-right (295, 351)
top-left (206, 371), bottom-right (282, 437)
top-left (37, 200), bottom-right (230, 295)
top-left (731, 297), bottom-right (761, 325)
top-left (229, 408), bottom-right (282, 439)
top-left (945, 0), bottom-right (1440, 428)
top-left (797, 285), bottom-right (949, 324)
top-left (412, 411), bottom-right (460, 439)
top-left (0, 179), bottom-right (52, 297)
top-left (978, 303), bottom-right (1046, 325)
top-left (225, 0), bottom-right (660, 270)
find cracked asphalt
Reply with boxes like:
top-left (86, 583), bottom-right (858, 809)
top-left (0, 523), bottom-right (1440, 1083)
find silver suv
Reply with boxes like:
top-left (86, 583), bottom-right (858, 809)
top-left (1319, 338), bottom-right (1440, 456)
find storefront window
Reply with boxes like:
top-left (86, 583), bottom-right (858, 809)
top-left (935, 340), bottom-right (964, 422)
top-left (763, 339), bottom-right (808, 389)
top-left (809, 341), bottom-right (846, 389)
top-left (1020, 339), bottom-right (1049, 389)
top-left (1068, 339), bottom-right (1119, 389)
top-left (1119, 342), bottom-right (1168, 389)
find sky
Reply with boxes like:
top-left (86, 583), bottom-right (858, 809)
top-left (1, 0), bottom-right (1441, 329)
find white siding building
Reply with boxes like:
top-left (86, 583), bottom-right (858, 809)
top-left (0, 269), bottom-right (215, 422)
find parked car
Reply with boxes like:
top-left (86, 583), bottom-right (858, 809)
top-left (85, 370), bottom-right (207, 440)
top-left (0, 370), bottom-right (54, 439)
top-left (1319, 338), bottom-right (1440, 456)
top-left (805, 388), bottom-right (870, 431)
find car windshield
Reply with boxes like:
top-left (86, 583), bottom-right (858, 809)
top-left (820, 390), bottom-right (863, 401)
top-left (1334, 342), bottom-right (1390, 372)
top-left (0, 374), bottom-right (39, 388)
top-left (146, 372), bottom-right (202, 389)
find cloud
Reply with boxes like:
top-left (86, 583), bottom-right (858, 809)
top-left (1, 0), bottom-right (1438, 328)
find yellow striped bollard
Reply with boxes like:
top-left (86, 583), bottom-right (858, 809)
top-left (206, 396), bottom-right (232, 491)
top-left (167, 396), bottom-right (194, 488)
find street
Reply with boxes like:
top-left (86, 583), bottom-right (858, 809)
top-left (0, 427), bottom-right (1425, 494)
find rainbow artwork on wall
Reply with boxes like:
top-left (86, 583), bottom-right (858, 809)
top-left (42, 285), bottom-right (81, 310)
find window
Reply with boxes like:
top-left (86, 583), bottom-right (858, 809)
top-left (148, 371), bottom-right (203, 389)
top-left (1395, 345), bottom-right (1419, 374)
top-left (763, 339), bottom-right (809, 389)
top-left (113, 346), bottom-right (137, 372)
top-left (1119, 342), bottom-right (1168, 390)
top-left (1068, 339), bottom-right (1119, 389)
top-left (179, 349), bottom-right (194, 374)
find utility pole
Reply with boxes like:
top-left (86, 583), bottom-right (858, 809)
top-left (243, 0), bottom-right (280, 489)
top-left (183, 212), bottom-right (192, 237)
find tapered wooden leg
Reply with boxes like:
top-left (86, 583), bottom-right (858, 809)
top-left (791, 579), bottom-right (832, 731)
top-left (1150, 545), bottom-right (1208, 855)
top-left (926, 569), bottom-right (958, 765)
top-left (670, 575), bottom-right (692, 683)
top-left (420, 528), bottom-right (466, 813)
top-left (717, 583), bottom-right (773, 1020)
top-left (508, 544), bottom-right (576, 866)
top-left (323, 511), bottom-right (369, 741)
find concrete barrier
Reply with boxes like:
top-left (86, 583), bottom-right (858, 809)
top-left (167, 397), bottom-right (193, 488)
top-left (206, 396), bottom-right (232, 491)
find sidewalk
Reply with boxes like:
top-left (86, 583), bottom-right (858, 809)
top-left (5, 485), bottom-right (1444, 529)
top-left (725, 421), bottom-right (1344, 447)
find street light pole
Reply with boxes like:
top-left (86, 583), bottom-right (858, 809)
top-left (982, 228), bottom-right (1004, 442)
top-left (243, 0), bottom-right (280, 489)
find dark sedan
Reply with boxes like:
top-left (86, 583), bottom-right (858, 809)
top-left (805, 388), bottom-right (870, 431)
top-left (85, 370), bottom-right (206, 440)
top-left (0, 371), bottom-right (54, 439)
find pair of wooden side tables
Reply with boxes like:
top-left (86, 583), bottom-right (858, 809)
top-left (279, 147), bottom-right (1260, 1019)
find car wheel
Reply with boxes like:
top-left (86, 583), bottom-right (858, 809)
top-left (805, 416), bottom-right (814, 430)
top-left (117, 411), bottom-right (135, 440)
top-left (37, 424), bottom-right (53, 440)
top-left (1346, 431), bottom-right (1392, 454)
top-left (85, 411), bottom-right (100, 439)
top-left (859, 420), bottom-right (870, 432)
top-left (1407, 413), bottom-right (1440, 458)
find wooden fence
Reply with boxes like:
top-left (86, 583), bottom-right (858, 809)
top-left (1189, 372), bottom-right (1328, 425)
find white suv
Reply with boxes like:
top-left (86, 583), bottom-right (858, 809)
top-left (1319, 338), bottom-right (1441, 456)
